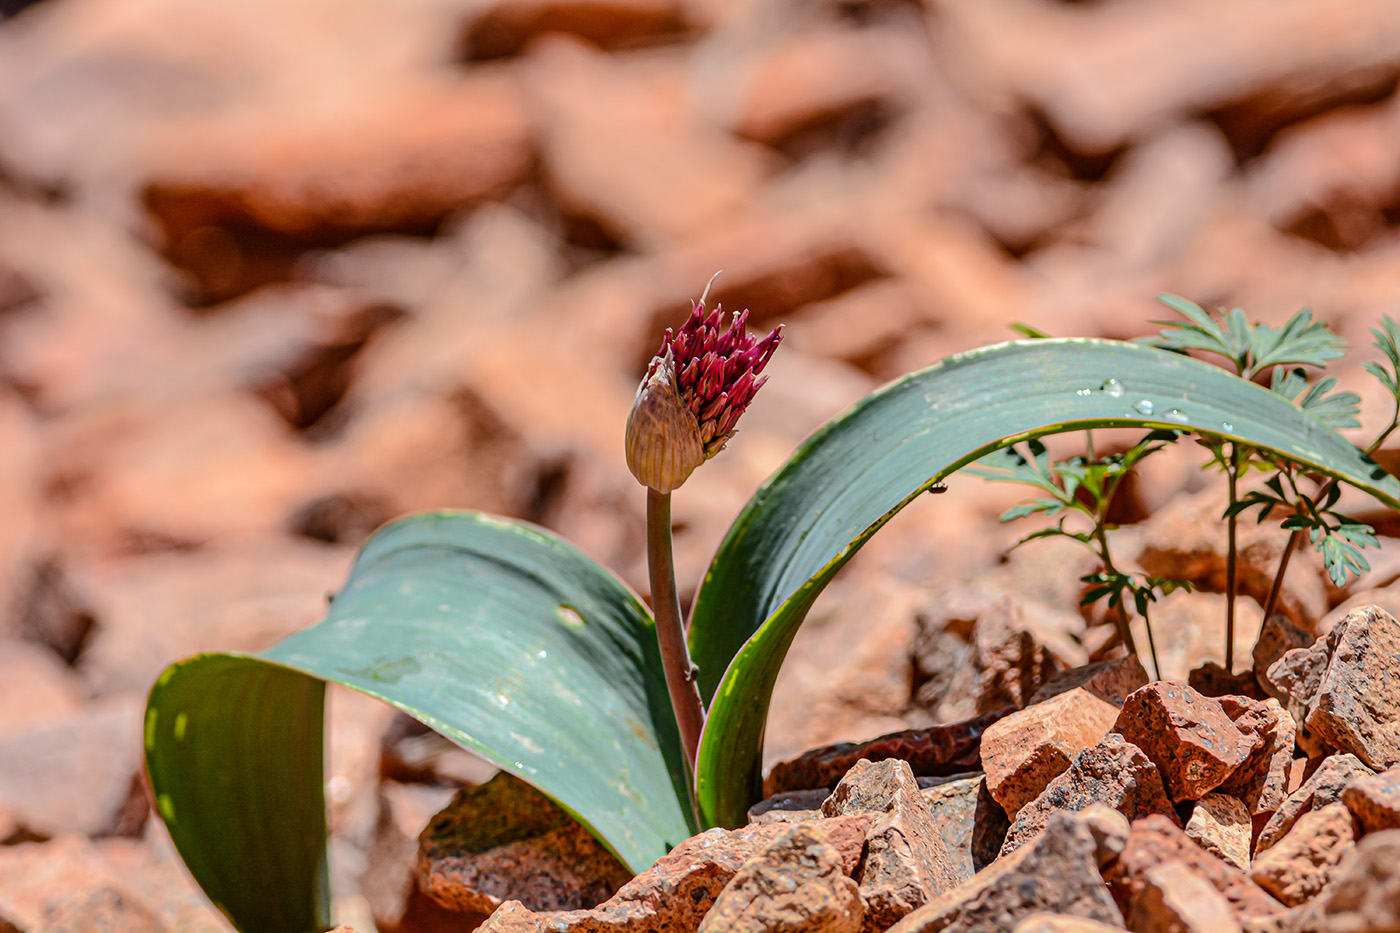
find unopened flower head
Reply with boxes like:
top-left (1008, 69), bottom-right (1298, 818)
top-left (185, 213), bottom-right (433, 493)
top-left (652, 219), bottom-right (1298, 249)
top-left (626, 290), bottom-right (783, 492)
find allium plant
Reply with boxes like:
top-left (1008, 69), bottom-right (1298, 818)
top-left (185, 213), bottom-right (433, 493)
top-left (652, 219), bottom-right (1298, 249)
top-left (144, 286), bottom-right (1400, 932)
top-left (625, 279), bottom-right (782, 771)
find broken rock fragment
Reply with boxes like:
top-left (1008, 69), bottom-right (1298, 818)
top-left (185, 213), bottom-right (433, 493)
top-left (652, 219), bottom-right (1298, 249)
top-left (1255, 753), bottom-right (1373, 853)
top-left (1127, 859), bottom-right (1244, 933)
top-left (980, 687), bottom-right (1121, 816)
top-left (695, 822), bottom-right (862, 933)
top-left (821, 758), bottom-right (961, 931)
top-left (1265, 604), bottom-right (1400, 769)
top-left (1112, 681), bottom-right (1253, 802)
top-left (886, 810), bottom-right (1124, 933)
top-left (1340, 765), bottom-right (1400, 832)
top-left (1000, 733), bottom-right (1178, 856)
top-left (1248, 802), bottom-right (1358, 907)
top-left (1183, 793), bottom-right (1251, 871)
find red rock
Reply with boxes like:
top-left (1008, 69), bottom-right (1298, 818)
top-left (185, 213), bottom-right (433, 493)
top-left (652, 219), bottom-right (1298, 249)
top-left (917, 775), bottom-right (1008, 881)
top-left (0, 638), bottom-right (84, 734)
top-left (523, 37), bottom-right (772, 245)
top-left (1011, 915), bottom-right (1126, 933)
top-left (1214, 695), bottom-right (1296, 816)
top-left (730, 26), bottom-right (915, 151)
top-left (477, 817), bottom-right (871, 933)
top-left (1104, 816), bottom-right (1284, 925)
top-left (0, 694), bottom-right (144, 839)
top-left (1305, 828), bottom-right (1400, 932)
top-left (1029, 655), bottom-right (1149, 707)
top-left (1340, 765), bottom-right (1400, 832)
top-left (1127, 859), bottom-right (1244, 933)
top-left (1249, 802), bottom-right (1358, 907)
top-left (764, 709), bottom-right (1006, 796)
top-left (1112, 682), bottom-right (1253, 802)
top-left (461, 0), bottom-right (691, 60)
top-left (1257, 753), bottom-right (1374, 853)
top-left (821, 759), bottom-right (961, 930)
top-left (695, 822), bottom-right (863, 933)
top-left (931, 594), bottom-right (1070, 723)
top-left (1000, 733), bottom-right (1178, 857)
top-left (1187, 661), bottom-right (1264, 701)
top-left (1252, 616), bottom-right (1315, 700)
top-left (416, 772), bottom-right (630, 915)
top-left (885, 810), bottom-right (1125, 933)
top-left (980, 687), bottom-right (1121, 816)
top-left (1184, 793), bottom-right (1252, 871)
top-left (1266, 605), bottom-right (1400, 770)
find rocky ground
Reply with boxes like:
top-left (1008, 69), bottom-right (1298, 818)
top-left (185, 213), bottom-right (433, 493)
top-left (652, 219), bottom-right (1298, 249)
top-left (4, 0), bottom-right (1400, 930)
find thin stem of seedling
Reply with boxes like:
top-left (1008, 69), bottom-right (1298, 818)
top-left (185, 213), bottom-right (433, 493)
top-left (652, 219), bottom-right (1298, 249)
top-left (645, 489), bottom-right (706, 777)
top-left (1224, 444), bottom-right (1238, 670)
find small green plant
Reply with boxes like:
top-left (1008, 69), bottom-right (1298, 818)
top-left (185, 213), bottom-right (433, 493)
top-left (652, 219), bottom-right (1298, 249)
top-left (973, 296), bottom-right (1400, 673)
top-left (144, 289), bottom-right (1400, 932)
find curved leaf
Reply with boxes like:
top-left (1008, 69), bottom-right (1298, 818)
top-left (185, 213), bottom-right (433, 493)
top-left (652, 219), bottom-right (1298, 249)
top-left (691, 338), bottom-right (1400, 828)
top-left (146, 511), bottom-right (693, 931)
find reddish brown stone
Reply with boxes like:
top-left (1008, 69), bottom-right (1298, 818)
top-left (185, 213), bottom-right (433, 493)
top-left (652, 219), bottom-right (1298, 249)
top-left (1340, 765), bottom-right (1400, 832)
top-left (885, 810), bottom-right (1124, 933)
top-left (981, 688), bottom-right (1121, 816)
top-left (1305, 829), bottom-right (1400, 932)
top-left (1249, 802), bottom-right (1358, 907)
top-left (1293, 606), bottom-right (1400, 770)
top-left (1104, 816), bottom-right (1284, 925)
top-left (416, 772), bottom-right (630, 915)
top-left (1183, 793), bottom-right (1251, 871)
top-left (1029, 655), bottom-right (1150, 707)
top-left (764, 710), bottom-right (1008, 796)
top-left (1253, 616), bottom-right (1315, 699)
top-left (478, 817), bottom-right (871, 933)
top-left (1000, 733), bottom-right (1178, 856)
top-left (917, 775), bottom-right (1008, 881)
top-left (1215, 695), bottom-right (1296, 815)
top-left (821, 759), bottom-right (961, 931)
top-left (695, 822), bottom-right (862, 933)
top-left (1257, 753), bottom-right (1373, 853)
top-left (1127, 860), bottom-right (1244, 933)
top-left (1187, 661), bottom-right (1264, 701)
top-left (1112, 682), bottom-right (1253, 802)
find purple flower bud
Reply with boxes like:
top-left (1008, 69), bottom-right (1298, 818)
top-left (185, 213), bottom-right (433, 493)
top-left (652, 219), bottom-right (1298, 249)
top-left (625, 286), bottom-right (782, 491)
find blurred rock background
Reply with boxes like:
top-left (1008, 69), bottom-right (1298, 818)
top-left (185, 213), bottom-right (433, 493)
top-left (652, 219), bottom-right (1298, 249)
top-left (2, 0), bottom-right (1400, 928)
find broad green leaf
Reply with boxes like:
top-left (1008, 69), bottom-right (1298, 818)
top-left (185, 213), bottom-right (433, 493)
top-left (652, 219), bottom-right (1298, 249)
top-left (145, 511), bottom-right (693, 932)
top-left (690, 338), bottom-right (1400, 828)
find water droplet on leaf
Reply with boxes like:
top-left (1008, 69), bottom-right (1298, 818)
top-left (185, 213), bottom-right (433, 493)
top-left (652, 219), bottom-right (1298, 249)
top-left (1102, 378), bottom-right (1125, 397)
top-left (1166, 409), bottom-right (1188, 423)
top-left (1133, 399), bottom-right (1155, 415)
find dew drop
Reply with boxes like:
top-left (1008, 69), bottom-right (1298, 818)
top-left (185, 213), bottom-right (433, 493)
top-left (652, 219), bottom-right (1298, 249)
top-left (1165, 409), bottom-right (1188, 423)
top-left (1076, 388), bottom-right (1092, 397)
top-left (1101, 378), bottom-right (1125, 398)
top-left (1132, 399), bottom-right (1155, 415)
top-left (1221, 422), bottom-right (1234, 432)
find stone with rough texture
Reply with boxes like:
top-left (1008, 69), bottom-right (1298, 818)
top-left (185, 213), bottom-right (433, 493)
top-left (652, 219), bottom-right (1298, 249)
top-left (1029, 655), bottom-right (1150, 707)
top-left (1304, 828), bottom-right (1400, 933)
top-left (765, 711), bottom-right (1007, 796)
top-left (1012, 915), bottom-right (1126, 933)
top-left (1215, 695), bottom-right (1296, 815)
top-left (1001, 733), bottom-right (1178, 856)
top-left (1340, 765), bottom-right (1400, 832)
top-left (932, 595), bottom-right (1070, 722)
top-left (416, 771), bottom-right (630, 915)
top-left (1113, 681), bottom-right (1253, 802)
top-left (1253, 616), bottom-right (1315, 699)
top-left (695, 822), bottom-right (862, 933)
top-left (1185, 793), bottom-right (1252, 871)
top-left (477, 816), bottom-right (870, 933)
top-left (1266, 605), bottom-right (1400, 769)
top-left (821, 758), bottom-right (961, 931)
top-left (981, 687), bottom-right (1121, 816)
top-left (917, 775), bottom-right (1008, 880)
top-left (1104, 815), bottom-right (1284, 925)
top-left (1249, 802), bottom-right (1358, 907)
top-left (1129, 859), bottom-right (1244, 933)
top-left (886, 810), bottom-right (1124, 933)
top-left (1256, 754), bottom-right (1373, 853)
top-left (1188, 661), bottom-right (1266, 701)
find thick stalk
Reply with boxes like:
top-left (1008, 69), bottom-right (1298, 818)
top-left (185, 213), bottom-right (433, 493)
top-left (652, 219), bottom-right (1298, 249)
top-left (1225, 445), bottom-right (1238, 671)
top-left (646, 489), bottom-right (706, 771)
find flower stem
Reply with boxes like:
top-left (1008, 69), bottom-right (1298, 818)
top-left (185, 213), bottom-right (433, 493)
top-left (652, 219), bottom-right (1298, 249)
top-left (645, 488), bottom-right (706, 771)
top-left (1225, 444), bottom-right (1239, 671)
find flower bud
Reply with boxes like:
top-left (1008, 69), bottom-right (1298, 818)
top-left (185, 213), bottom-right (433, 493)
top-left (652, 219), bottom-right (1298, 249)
top-left (625, 352), bottom-right (705, 492)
